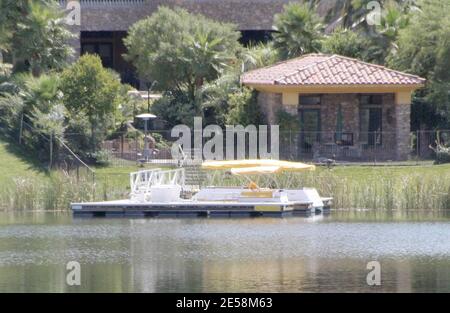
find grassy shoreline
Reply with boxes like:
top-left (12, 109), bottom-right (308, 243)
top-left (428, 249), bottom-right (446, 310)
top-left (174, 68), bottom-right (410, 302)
top-left (1, 163), bottom-right (449, 212)
top-left (1, 139), bottom-right (450, 211)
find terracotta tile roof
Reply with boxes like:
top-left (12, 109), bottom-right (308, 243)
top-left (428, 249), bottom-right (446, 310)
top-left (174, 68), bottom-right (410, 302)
top-left (241, 54), bottom-right (426, 87)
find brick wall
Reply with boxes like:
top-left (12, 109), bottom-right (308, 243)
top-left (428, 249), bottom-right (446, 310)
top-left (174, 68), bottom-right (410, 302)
top-left (257, 92), bottom-right (411, 160)
top-left (395, 103), bottom-right (411, 160)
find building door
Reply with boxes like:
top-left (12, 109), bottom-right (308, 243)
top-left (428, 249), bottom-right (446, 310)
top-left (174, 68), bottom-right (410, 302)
top-left (299, 109), bottom-right (321, 154)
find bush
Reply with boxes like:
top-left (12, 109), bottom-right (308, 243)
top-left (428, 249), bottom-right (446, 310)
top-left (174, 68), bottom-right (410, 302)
top-left (151, 132), bottom-right (171, 150)
top-left (225, 87), bottom-right (263, 126)
top-left (151, 90), bottom-right (199, 128)
top-left (0, 94), bottom-right (24, 132)
top-left (90, 149), bottom-right (112, 166)
top-left (322, 27), bottom-right (369, 60)
top-left (60, 54), bottom-right (122, 158)
top-left (276, 109), bottom-right (300, 133)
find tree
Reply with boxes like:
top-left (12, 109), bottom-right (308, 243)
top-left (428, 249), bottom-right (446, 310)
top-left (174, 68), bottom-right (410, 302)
top-left (322, 27), bottom-right (369, 59)
top-left (363, 1), bottom-right (413, 64)
top-left (272, 3), bottom-right (324, 59)
top-left (60, 54), bottom-right (122, 155)
top-left (240, 43), bottom-right (280, 72)
top-left (388, 0), bottom-right (450, 128)
top-left (124, 7), bottom-right (241, 103)
top-left (21, 73), bottom-right (66, 137)
top-left (0, 0), bottom-right (28, 52)
top-left (13, 1), bottom-right (74, 77)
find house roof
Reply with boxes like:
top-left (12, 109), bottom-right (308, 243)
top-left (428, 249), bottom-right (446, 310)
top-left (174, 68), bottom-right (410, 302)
top-left (241, 54), bottom-right (426, 88)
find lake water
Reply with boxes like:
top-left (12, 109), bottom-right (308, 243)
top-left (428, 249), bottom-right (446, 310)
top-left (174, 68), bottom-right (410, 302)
top-left (0, 210), bottom-right (450, 292)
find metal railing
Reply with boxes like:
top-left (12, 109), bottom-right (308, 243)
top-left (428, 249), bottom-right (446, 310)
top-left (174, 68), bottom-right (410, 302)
top-left (130, 168), bottom-right (185, 197)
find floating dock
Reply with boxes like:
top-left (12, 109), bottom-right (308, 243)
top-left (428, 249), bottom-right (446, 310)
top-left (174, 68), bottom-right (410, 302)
top-left (71, 199), bottom-right (328, 218)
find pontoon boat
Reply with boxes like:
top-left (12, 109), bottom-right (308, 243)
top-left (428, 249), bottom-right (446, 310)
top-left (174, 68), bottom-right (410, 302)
top-left (70, 160), bottom-right (332, 217)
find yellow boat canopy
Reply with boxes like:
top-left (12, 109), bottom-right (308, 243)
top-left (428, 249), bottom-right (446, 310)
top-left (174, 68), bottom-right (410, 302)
top-left (202, 159), bottom-right (315, 173)
top-left (230, 166), bottom-right (282, 175)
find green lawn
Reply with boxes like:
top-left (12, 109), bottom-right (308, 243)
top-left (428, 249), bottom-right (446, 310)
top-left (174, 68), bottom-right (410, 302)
top-left (0, 139), bottom-right (49, 185)
top-left (2, 134), bottom-right (450, 188)
top-left (0, 137), bottom-right (156, 187)
top-left (318, 162), bottom-right (450, 179)
top-left (2, 135), bottom-right (450, 183)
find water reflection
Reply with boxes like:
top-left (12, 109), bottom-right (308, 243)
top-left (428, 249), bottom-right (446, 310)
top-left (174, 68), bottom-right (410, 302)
top-left (0, 211), bottom-right (449, 292)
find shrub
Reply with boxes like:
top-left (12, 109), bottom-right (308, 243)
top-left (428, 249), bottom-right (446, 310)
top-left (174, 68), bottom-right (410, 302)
top-left (90, 149), bottom-right (112, 166)
top-left (151, 90), bottom-right (199, 128)
top-left (60, 54), bottom-right (122, 158)
top-left (225, 87), bottom-right (263, 126)
top-left (322, 27), bottom-right (369, 60)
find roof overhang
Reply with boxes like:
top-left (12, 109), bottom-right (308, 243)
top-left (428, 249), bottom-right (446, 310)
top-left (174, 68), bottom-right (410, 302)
top-left (242, 83), bottom-right (426, 94)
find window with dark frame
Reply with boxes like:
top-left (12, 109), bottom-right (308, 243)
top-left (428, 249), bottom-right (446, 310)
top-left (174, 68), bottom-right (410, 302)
top-left (360, 94), bottom-right (383, 106)
top-left (359, 94), bottom-right (383, 146)
top-left (299, 95), bottom-right (321, 106)
top-left (299, 109), bottom-right (321, 151)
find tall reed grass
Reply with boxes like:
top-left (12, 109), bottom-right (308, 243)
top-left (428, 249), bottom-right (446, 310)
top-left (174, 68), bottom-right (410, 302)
top-left (204, 168), bottom-right (450, 211)
top-left (0, 170), bottom-right (129, 211)
top-left (1, 166), bottom-right (449, 211)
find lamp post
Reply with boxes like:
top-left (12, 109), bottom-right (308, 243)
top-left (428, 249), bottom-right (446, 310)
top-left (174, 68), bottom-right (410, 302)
top-left (136, 113), bottom-right (157, 162)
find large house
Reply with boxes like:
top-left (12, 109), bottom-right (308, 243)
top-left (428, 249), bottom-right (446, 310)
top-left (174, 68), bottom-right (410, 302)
top-left (61, 0), bottom-right (296, 87)
top-left (241, 54), bottom-right (426, 161)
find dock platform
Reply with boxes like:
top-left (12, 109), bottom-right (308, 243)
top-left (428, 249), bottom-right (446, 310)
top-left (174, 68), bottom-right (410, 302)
top-left (71, 199), bottom-right (322, 218)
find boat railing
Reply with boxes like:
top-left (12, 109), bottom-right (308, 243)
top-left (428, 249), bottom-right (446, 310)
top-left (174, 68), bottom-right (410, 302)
top-left (130, 168), bottom-right (186, 196)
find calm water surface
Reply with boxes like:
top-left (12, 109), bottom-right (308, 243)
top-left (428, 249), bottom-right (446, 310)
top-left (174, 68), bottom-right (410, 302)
top-left (0, 210), bottom-right (450, 292)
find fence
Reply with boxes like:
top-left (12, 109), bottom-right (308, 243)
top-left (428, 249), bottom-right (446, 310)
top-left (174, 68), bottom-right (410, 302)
top-left (62, 129), bottom-right (448, 166)
top-left (13, 123), bottom-right (449, 169)
top-left (17, 120), bottom-right (96, 181)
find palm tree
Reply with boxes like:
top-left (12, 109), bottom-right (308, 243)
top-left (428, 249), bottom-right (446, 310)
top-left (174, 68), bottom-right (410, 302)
top-left (309, 0), bottom-right (417, 32)
top-left (240, 43), bottom-right (279, 72)
top-left (13, 1), bottom-right (74, 76)
top-left (0, 0), bottom-right (30, 61)
top-left (272, 3), bottom-right (324, 59)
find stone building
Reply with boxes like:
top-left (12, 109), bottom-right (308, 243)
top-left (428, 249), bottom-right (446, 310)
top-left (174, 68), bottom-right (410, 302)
top-left (60, 0), bottom-right (297, 87)
top-left (241, 54), bottom-right (426, 161)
